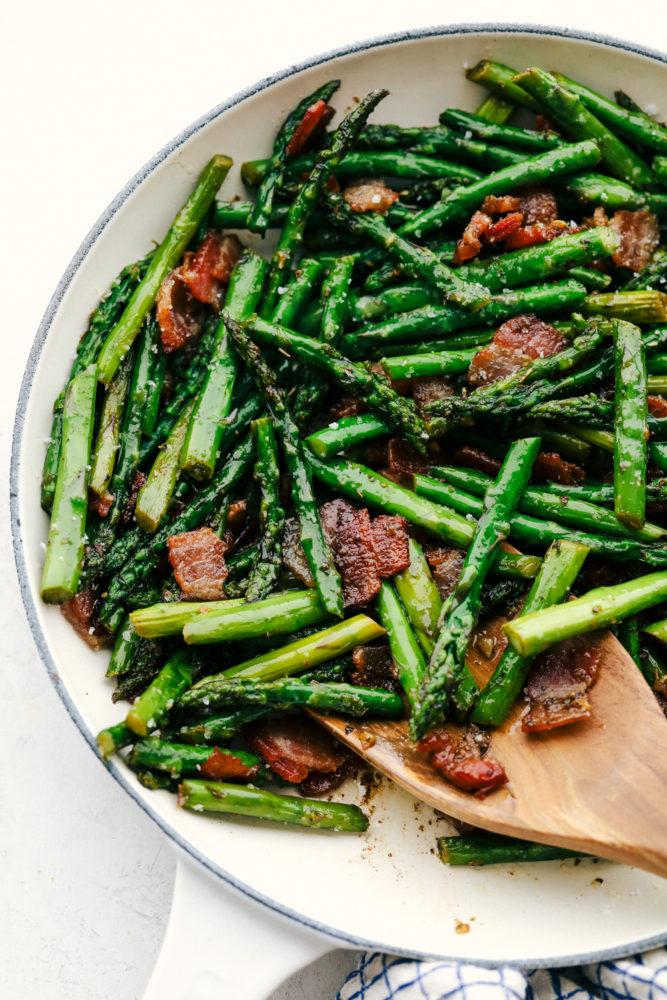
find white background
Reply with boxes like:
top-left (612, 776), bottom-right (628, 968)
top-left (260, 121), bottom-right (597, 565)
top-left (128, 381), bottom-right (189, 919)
top-left (2, 2), bottom-right (665, 998)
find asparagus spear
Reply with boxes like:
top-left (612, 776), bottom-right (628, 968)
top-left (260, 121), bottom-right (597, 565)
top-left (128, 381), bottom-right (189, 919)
top-left (126, 649), bottom-right (196, 737)
top-left (410, 437), bottom-right (541, 738)
top-left (325, 190), bottom-right (491, 311)
top-left (352, 284), bottom-right (439, 324)
top-left (292, 254), bottom-right (356, 427)
top-left (178, 780), bottom-right (368, 831)
top-left (506, 570), bottom-right (667, 657)
top-left (135, 399), bottom-right (195, 532)
top-left (224, 316), bottom-right (344, 617)
top-left (466, 60), bottom-right (541, 113)
top-left (242, 314), bottom-right (429, 453)
top-left (248, 80), bottom-right (340, 233)
top-left (167, 707), bottom-right (269, 745)
top-left (41, 254), bottom-right (152, 510)
top-left (639, 644), bottom-right (667, 690)
top-left (474, 92), bottom-right (515, 124)
top-left (271, 257), bottom-right (325, 326)
top-left (438, 834), bottom-right (586, 867)
top-left (97, 722), bottom-right (137, 761)
top-left (380, 349), bottom-right (482, 380)
top-left (306, 453), bottom-right (541, 580)
top-left (643, 619), bottom-right (667, 646)
top-left (304, 415), bottom-right (390, 459)
top-left (245, 417), bottom-right (285, 602)
top-left (99, 435), bottom-right (254, 629)
top-left (40, 365), bottom-right (97, 603)
top-left (616, 617), bottom-right (641, 668)
top-left (128, 738), bottom-right (264, 779)
top-left (199, 615), bottom-right (386, 684)
top-left (584, 291), bottom-right (667, 324)
top-left (399, 141), bottom-right (601, 239)
top-left (177, 676), bottom-right (403, 718)
top-left (376, 581), bottom-right (426, 709)
top-left (393, 539), bottom-right (443, 657)
top-left (440, 108), bottom-right (561, 151)
top-left (88, 353), bottom-right (132, 510)
top-left (245, 150), bottom-right (482, 186)
top-left (180, 251), bottom-right (266, 480)
top-left (514, 68), bottom-right (654, 188)
top-left (97, 155), bottom-right (233, 385)
top-left (553, 72), bottom-right (667, 155)
top-left (132, 590), bottom-right (324, 641)
top-left (342, 279), bottom-right (588, 353)
top-left (261, 89), bottom-right (388, 317)
top-left (470, 540), bottom-right (589, 726)
top-left (614, 320), bottom-right (648, 529)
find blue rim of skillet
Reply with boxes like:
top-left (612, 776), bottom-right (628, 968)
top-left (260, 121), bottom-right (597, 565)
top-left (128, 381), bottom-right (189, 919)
top-left (11, 22), bottom-right (667, 968)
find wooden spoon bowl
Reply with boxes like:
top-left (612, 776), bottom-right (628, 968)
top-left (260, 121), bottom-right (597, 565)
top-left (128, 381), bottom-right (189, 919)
top-left (315, 631), bottom-right (667, 877)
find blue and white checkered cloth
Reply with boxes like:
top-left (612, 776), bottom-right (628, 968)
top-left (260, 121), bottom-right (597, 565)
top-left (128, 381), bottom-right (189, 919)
top-left (337, 947), bottom-right (667, 1000)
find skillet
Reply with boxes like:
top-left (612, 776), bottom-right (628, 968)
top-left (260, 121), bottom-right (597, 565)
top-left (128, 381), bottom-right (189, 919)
top-left (11, 23), bottom-right (667, 996)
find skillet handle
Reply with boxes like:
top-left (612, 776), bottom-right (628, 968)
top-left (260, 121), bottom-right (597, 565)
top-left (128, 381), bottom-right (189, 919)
top-left (141, 851), bottom-right (335, 1000)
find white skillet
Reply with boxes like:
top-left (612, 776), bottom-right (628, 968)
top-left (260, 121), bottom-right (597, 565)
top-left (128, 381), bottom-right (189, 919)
top-left (11, 24), bottom-right (667, 999)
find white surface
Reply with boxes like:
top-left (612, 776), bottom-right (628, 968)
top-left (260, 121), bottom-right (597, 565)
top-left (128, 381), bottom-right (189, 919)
top-left (3, 3), bottom-right (667, 998)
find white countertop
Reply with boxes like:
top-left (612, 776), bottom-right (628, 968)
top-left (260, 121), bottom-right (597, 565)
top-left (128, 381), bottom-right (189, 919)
top-left (3, 3), bottom-right (666, 997)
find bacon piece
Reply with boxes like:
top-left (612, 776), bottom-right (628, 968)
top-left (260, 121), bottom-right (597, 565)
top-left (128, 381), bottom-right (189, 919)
top-left (418, 726), bottom-right (508, 797)
top-left (181, 232), bottom-right (243, 306)
top-left (245, 716), bottom-right (347, 783)
top-left (503, 220), bottom-right (568, 251)
top-left (609, 210), bottom-right (660, 272)
top-left (480, 195), bottom-right (520, 214)
top-left (468, 343), bottom-right (531, 387)
top-left (483, 211), bottom-right (524, 245)
top-left (61, 588), bottom-right (110, 650)
top-left (452, 446), bottom-right (501, 476)
top-left (387, 437), bottom-right (435, 477)
top-left (468, 314), bottom-right (568, 387)
top-left (156, 266), bottom-right (201, 353)
top-left (320, 499), bottom-right (381, 607)
top-left (167, 526), bottom-right (228, 601)
top-left (89, 489), bottom-right (113, 518)
top-left (648, 395), bottom-right (667, 418)
top-left (522, 636), bottom-right (602, 732)
top-left (329, 392), bottom-right (363, 419)
top-left (453, 210), bottom-right (492, 265)
top-left (281, 517), bottom-right (315, 587)
top-left (350, 645), bottom-right (401, 693)
top-left (412, 376), bottom-right (454, 417)
top-left (119, 471), bottom-right (147, 531)
top-left (533, 451), bottom-right (586, 485)
top-left (517, 187), bottom-right (559, 225)
top-left (343, 182), bottom-right (400, 214)
top-left (300, 757), bottom-right (357, 797)
top-left (494, 314), bottom-right (570, 359)
top-left (200, 748), bottom-right (262, 781)
top-left (424, 546), bottom-right (465, 601)
top-left (370, 515), bottom-right (410, 577)
top-left (285, 99), bottom-right (334, 157)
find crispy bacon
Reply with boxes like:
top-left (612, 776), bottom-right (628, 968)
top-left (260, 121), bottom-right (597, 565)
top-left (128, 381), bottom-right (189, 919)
top-left (418, 726), bottom-right (508, 797)
top-left (468, 343), bottom-right (531, 387)
top-left (89, 488), bottom-right (113, 518)
top-left (412, 376), bottom-right (454, 417)
top-left (424, 546), bottom-right (465, 601)
top-left (452, 446), bottom-right (501, 476)
top-left (387, 437), bottom-right (435, 477)
top-left (483, 211), bottom-right (524, 245)
top-left (609, 210), bottom-right (660, 272)
top-left (522, 635), bottom-right (602, 732)
top-left (350, 645), bottom-right (401, 693)
top-left (285, 99), bottom-right (335, 157)
top-left (503, 220), bottom-right (568, 251)
top-left (320, 499), bottom-right (381, 607)
top-left (329, 392), bottom-right (363, 419)
top-left (533, 451), bottom-right (586, 485)
top-left (300, 757), bottom-right (357, 797)
top-left (245, 716), bottom-right (347, 783)
top-left (343, 182), bottom-right (400, 214)
top-left (480, 195), bottom-right (521, 214)
top-left (370, 515), bottom-right (410, 577)
top-left (167, 527), bottom-right (228, 601)
top-left (453, 210), bottom-right (492, 265)
top-left (156, 266), bottom-right (201, 353)
top-left (281, 517), bottom-right (315, 586)
top-left (200, 748), bottom-right (262, 781)
top-left (468, 314), bottom-right (568, 387)
top-left (61, 588), bottom-right (110, 650)
top-left (648, 395), bottom-right (667, 418)
top-left (181, 233), bottom-right (243, 307)
top-left (517, 187), bottom-right (559, 225)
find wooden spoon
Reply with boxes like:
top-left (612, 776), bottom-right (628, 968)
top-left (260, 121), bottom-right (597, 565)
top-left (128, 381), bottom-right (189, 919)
top-left (315, 629), bottom-right (667, 878)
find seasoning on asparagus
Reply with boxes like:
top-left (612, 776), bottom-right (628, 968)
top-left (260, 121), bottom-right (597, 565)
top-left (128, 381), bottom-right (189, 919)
top-left (613, 320), bottom-right (648, 530)
top-left (245, 417), bottom-right (285, 602)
